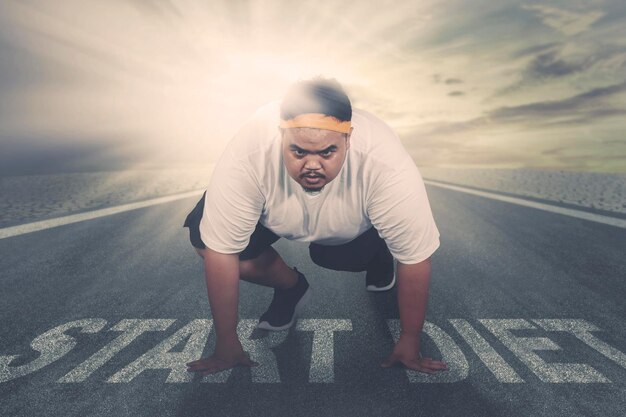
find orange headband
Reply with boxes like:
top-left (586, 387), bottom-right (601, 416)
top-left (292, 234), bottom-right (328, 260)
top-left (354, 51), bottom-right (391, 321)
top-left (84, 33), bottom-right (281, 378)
top-left (279, 113), bottom-right (352, 134)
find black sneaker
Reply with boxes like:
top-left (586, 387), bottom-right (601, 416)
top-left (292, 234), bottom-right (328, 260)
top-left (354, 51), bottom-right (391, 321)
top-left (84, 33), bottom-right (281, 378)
top-left (365, 249), bottom-right (396, 292)
top-left (257, 267), bottom-right (312, 331)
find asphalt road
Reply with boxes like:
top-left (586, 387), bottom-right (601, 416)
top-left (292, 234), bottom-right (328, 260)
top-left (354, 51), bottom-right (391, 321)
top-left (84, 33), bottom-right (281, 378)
top-left (1, 185), bottom-right (625, 417)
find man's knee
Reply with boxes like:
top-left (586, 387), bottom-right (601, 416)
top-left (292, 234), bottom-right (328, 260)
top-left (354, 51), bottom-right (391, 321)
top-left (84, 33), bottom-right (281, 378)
top-left (194, 247), bottom-right (256, 278)
top-left (238, 258), bottom-right (255, 278)
top-left (309, 245), bottom-right (337, 270)
top-left (309, 244), bottom-right (367, 272)
top-left (239, 247), bottom-right (277, 278)
top-left (195, 245), bottom-right (277, 278)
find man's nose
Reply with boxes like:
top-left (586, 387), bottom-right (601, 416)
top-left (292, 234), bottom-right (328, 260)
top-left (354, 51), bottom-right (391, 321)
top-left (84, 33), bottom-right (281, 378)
top-left (303, 156), bottom-right (322, 170)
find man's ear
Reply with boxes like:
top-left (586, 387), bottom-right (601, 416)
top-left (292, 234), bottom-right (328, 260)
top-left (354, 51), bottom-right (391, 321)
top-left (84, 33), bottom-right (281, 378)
top-left (345, 126), bottom-right (353, 150)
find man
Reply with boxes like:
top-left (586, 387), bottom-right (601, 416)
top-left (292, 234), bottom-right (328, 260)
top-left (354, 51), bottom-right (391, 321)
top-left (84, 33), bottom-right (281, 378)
top-left (184, 78), bottom-right (447, 375)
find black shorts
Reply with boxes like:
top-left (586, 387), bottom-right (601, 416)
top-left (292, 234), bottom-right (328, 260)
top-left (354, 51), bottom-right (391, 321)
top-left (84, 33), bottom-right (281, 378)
top-left (183, 192), bottom-right (391, 270)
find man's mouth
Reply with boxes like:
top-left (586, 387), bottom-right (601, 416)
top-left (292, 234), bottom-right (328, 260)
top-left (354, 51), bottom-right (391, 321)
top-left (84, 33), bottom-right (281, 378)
top-left (302, 174), bottom-right (324, 184)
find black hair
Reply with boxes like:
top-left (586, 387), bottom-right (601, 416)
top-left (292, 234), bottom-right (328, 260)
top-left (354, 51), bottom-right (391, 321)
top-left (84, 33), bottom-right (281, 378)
top-left (280, 77), bottom-right (352, 122)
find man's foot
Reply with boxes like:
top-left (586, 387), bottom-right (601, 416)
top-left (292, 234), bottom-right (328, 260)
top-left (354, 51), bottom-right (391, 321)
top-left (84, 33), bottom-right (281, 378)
top-left (365, 254), bottom-right (396, 292)
top-left (257, 267), bottom-right (312, 331)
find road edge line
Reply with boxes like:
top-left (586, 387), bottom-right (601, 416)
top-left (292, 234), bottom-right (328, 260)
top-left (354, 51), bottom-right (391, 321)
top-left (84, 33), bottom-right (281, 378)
top-left (0, 189), bottom-right (205, 240)
top-left (424, 179), bottom-right (626, 229)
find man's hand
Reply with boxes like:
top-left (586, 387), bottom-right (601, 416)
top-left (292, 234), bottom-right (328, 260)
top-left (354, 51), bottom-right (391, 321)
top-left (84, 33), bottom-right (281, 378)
top-left (381, 334), bottom-right (448, 374)
top-left (186, 352), bottom-right (258, 375)
top-left (186, 337), bottom-right (259, 375)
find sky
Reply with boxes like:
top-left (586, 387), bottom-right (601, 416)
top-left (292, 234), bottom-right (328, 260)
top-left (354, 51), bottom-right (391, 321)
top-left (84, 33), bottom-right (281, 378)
top-left (0, 0), bottom-right (625, 174)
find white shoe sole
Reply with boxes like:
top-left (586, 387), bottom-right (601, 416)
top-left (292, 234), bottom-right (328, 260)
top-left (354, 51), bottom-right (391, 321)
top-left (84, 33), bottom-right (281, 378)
top-left (256, 286), bottom-right (313, 331)
top-left (366, 273), bottom-right (396, 292)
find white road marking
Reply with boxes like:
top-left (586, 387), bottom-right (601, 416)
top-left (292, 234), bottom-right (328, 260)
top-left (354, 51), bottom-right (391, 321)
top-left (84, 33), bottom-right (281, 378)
top-left (238, 319), bottom-right (288, 383)
top-left (0, 189), bottom-right (206, 240)
top-left (450, 319), bottom-right (524, 383)
top-left (534, 319), bottom-right (626, 369)
top-left (59, 319), bottom-right (175, 383)
top-left (0, 319), bottom-right (107, 383)
top-left (296, 319), bottom-right (352, 383)
top-left (424, 179), bottom-right (626, 229)
top-left (481, 319), bottom-right (610, 383)
top-left (108, 319), bottom-right (212, 383)
top-left (387, 320), bottom-right (469, 383)
top-left (2, 318), bottom-right (624, 384)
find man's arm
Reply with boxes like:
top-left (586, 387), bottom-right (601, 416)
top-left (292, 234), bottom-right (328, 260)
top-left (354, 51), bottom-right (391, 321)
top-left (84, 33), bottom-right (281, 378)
top-left (186, 248), bottom-right (258, 375)
top-left (381, 257), bottom-right (447, 373)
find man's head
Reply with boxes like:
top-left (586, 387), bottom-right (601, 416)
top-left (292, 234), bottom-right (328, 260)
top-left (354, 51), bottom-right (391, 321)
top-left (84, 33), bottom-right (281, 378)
top-left (279, 78), bottom-right (353, 193)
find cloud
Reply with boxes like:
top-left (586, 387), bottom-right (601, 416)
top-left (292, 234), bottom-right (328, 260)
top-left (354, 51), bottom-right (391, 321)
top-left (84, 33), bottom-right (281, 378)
top-left (541, 146), bottom-right (567, 156)
top-left (495, 45), bottom-right (626, 97)
top-left (491, 81), bottom-right (626, 119)
top-left (511, 42), bottom-right (560, 59)
top-left (448, 91), bottom-right (465, 97)
top-left (524, 51), bottom-right (588, 79)
top-left (487, 82), bottom-right (626, 129)
top-left (413, 81), bottom-right (626, 137)
top-left (432, 75), bottom-right (463, 85)
top-left (523, 4), bottom-right (605, 36)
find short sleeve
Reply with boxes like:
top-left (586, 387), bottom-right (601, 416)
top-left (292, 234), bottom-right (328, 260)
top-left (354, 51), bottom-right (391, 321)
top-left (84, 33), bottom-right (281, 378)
top-left (199, 148), bottom-right (265, 254)
top-left (366, 160), bottom-right (440, 264)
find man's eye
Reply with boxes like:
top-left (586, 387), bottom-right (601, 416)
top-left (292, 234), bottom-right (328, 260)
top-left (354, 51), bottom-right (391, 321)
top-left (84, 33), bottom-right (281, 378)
top-left (294, 150), bottom-right (306, 156)
top-left (321, 150), bottom-right (333, 157)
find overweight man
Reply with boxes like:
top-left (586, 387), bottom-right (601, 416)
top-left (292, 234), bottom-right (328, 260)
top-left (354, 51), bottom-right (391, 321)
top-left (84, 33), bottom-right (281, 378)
top-left (183, 78), bottom-right (447, 376)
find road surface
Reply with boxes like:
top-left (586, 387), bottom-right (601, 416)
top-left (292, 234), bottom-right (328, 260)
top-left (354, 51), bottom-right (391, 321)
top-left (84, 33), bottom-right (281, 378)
top-left (1, 184), bottom-right (625, 417)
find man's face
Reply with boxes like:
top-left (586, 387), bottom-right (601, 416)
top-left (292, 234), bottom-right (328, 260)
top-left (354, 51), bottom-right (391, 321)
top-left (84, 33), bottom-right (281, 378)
top-left (281, 126), bottom-right (352, 193)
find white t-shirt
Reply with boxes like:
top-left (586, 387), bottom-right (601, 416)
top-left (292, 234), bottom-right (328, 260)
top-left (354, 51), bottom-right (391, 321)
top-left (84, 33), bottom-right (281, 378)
top-left (199, 101), bottom-right (440, 264)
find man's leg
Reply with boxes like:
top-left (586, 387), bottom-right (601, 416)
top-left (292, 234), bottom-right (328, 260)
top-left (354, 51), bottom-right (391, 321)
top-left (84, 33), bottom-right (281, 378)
top-left (239, 246), bottom-right (299, 289)
top-left (205, 244), bottom-right (310, 332)
top-left (184, 194), bottom-right (310, 330)
top-left (195, 245), bottom-right (297, 289)
top-left (309, 227), bottom-right (395, 291)
top-left (185, 192), bottom-right (297, 289)
top-left (193, 242), bottom-right (311, 331)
